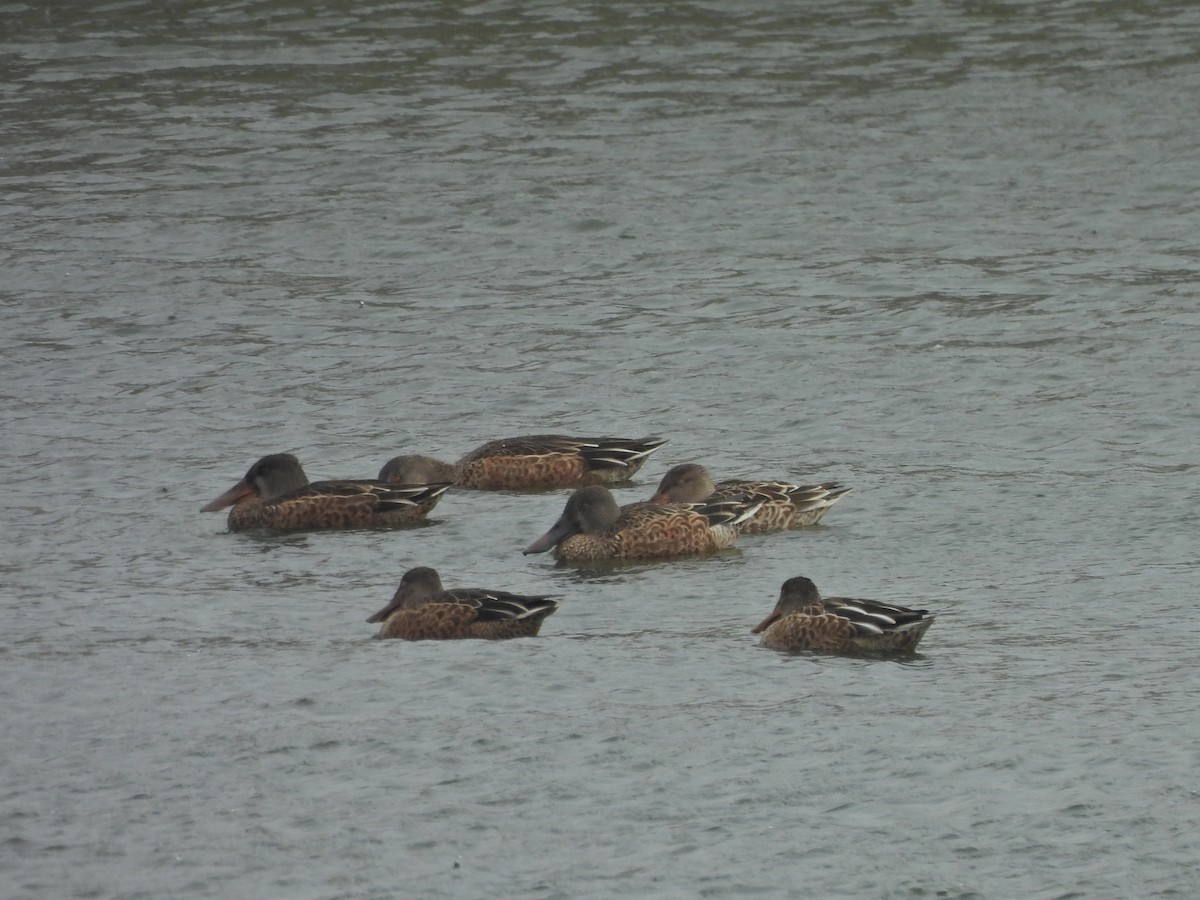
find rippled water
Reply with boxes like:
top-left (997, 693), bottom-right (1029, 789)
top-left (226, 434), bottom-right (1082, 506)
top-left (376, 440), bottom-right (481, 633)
top-left (4, 1), bottom-right (1199, 897)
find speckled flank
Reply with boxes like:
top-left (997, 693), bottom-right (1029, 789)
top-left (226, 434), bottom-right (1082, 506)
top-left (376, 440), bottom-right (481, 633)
top-left (225, 485), bottom-right (447, 532)
top-left (381, 435), bottom-right (668, 491)
top-left (532, 491), bottom-right (759, 562)
top-left (378, 602), bottom-right (556, 640)
top-left (557, 507), bottom-right (735, 560)
top-left (456, 451), bottom-right (593, 490)
top-left (758, 612), bottom-right (861, 652)
top-left (759, 613), bottom-right (932, 654)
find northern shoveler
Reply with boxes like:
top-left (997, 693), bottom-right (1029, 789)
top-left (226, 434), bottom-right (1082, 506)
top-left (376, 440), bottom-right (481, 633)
top-left (752, 576), bottom-right (934, 654)
top-left (367, 566), bottom-right (559, 640)
top-left (200, 453), bottom-right (450, 532)
top-left (651, 463), bottom-right (850, 533)
top-left (522, 484), bottom-right (763, 561)
top-left (379, 434), bottom-right (668, 490)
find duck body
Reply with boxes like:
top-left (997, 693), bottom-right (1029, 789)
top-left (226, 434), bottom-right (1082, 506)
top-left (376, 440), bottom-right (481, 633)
top-left (652, 463), bottom-right (850, 533)
top-left (201, 453), bottom-right (450, 532)
top-left (380, 434), bottom-right (668, 491)
top-left (752, 576), bottom-right (934, 654)
top-left (368, 566), bottom-right (559, 640)
top-left (523, 485), bottom-right (763, 561)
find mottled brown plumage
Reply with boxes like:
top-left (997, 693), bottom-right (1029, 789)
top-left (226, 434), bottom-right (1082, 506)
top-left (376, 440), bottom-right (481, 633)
top-left (522, 485), bottom-right (763, 562)
top-left (752, 576), bottom-right (935, 655)
top-left (201, 453), bottom-right (450, 532)
top-left (368, 566), bottom-right (559, 640)
top-left (379, 434), bottom-right (668, 490)
top-left (652, 463), bottom-right (851, 533)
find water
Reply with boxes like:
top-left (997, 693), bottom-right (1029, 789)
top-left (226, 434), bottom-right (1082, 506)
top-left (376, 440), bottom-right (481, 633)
top-left (3, 1), bottom-right (1199, 897)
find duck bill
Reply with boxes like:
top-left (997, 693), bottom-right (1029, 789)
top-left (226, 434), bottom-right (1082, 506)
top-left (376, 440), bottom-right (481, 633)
top-left (750, 610), bottom-right (782, 634)
top-left (522, 517), bottom-right (575, 555)
top-left (365, 597), bottom-right (402, 625)
top-left (650, 492), bottom-right (671, 504)
top-left (200, 478), bottom-right (254, 512)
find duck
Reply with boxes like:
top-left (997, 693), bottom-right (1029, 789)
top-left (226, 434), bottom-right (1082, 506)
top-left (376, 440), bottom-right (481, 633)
top-left (752, 576), bottom-right (934, 654)
top-left (378, 434), bottom-right (668, 491)
top-left (651, 463), bottom-right (850, 534)
top-left (200, 453), bottom-right (451, 532)
top-left (522, 484), bottom-right (763, 561)
top-left (367, 566), bottom-right (559, 640)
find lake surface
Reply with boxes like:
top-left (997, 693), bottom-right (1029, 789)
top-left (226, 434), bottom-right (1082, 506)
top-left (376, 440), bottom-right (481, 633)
top-left (3, 1), bottom-right (1199, 897)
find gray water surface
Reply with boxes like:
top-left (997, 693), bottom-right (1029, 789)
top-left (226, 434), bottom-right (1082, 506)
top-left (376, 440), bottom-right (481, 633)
top-left (3, 2), bottom-right (1199, 898)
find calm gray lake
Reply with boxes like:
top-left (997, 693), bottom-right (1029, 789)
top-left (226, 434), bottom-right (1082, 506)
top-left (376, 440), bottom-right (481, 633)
top-left (3, 1), bottom-right (1198, 897)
